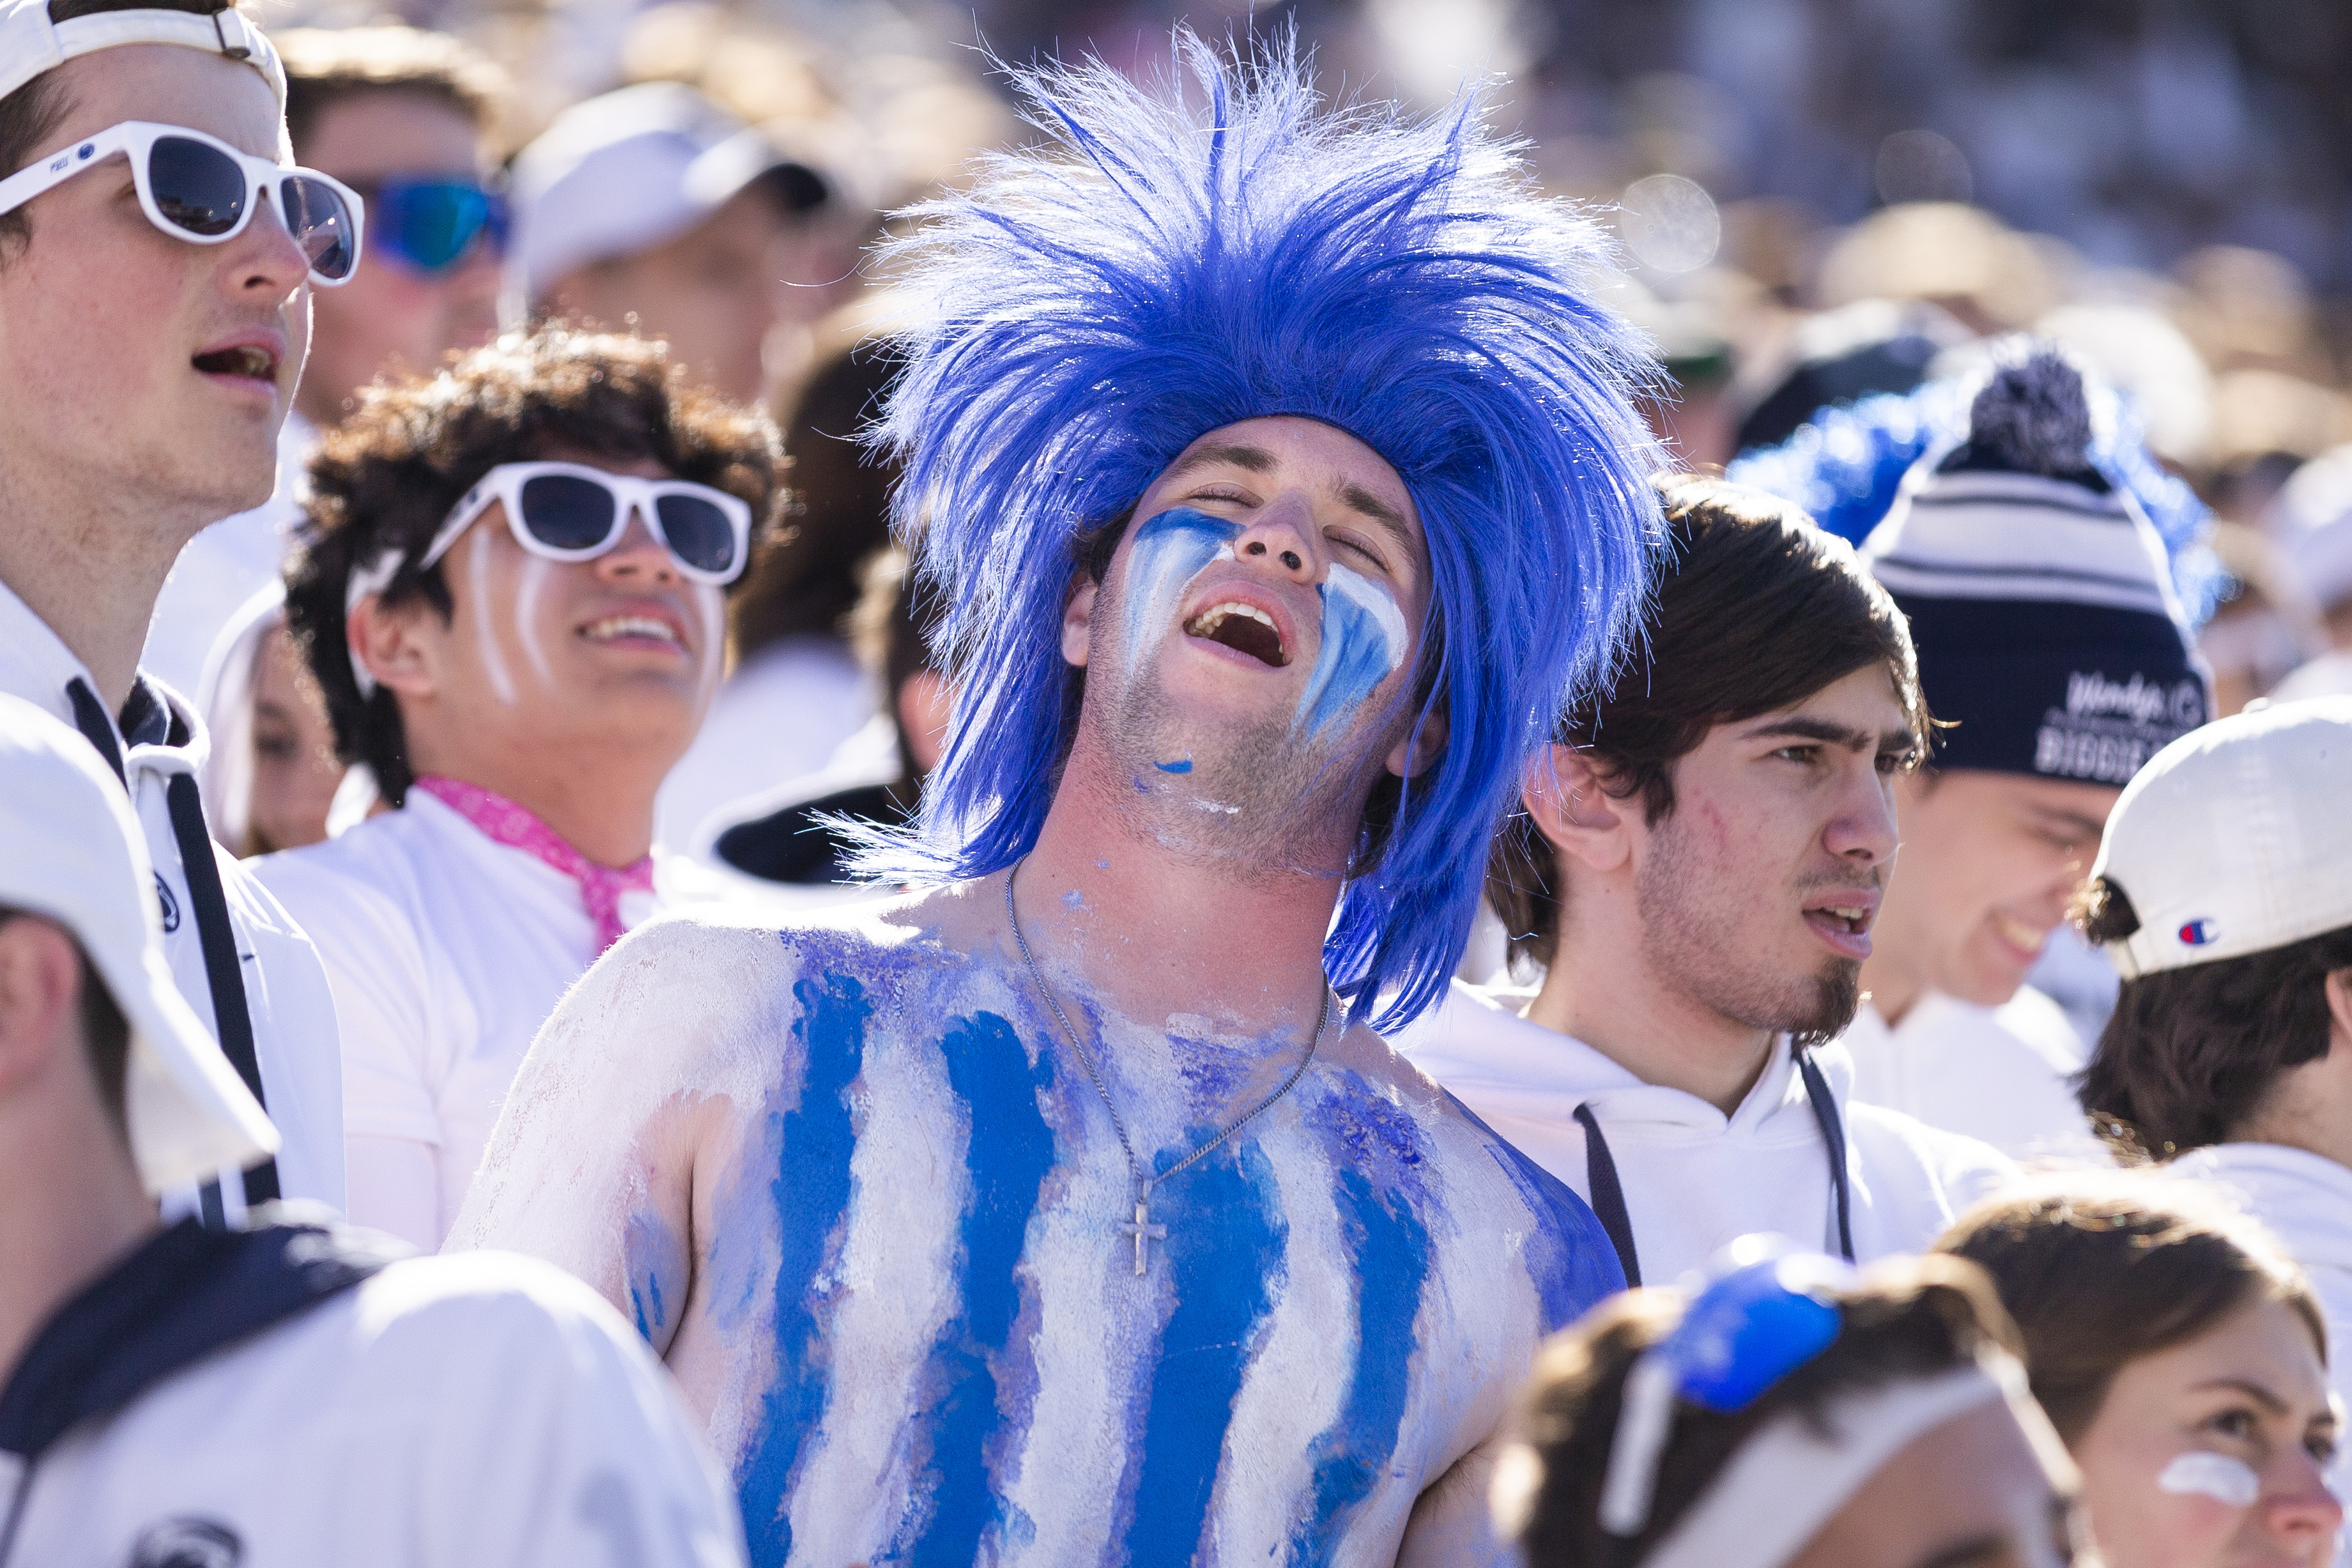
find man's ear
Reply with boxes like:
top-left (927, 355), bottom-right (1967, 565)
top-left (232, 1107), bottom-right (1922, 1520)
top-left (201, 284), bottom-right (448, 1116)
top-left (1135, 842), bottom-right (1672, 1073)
top-left (0, 916), bottom-right (83, 1100)
top-left (348, 592), bottom-right (439, 701)
top-left (1062, 575), bottom-right (1100, 669)
top-left (1524, 744), bottom-right (1634, 874)
top-left (1385, 709), bottom-right (1447, 780)
top-left (2326, 971), bottom-right (2352, 1058)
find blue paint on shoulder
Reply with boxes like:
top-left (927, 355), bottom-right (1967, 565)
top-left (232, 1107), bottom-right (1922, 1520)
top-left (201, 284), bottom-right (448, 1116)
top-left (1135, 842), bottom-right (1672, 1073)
top-left (901, 1010), bottom-right (1059, 1567)
top-left (1154, 758), bottom-right (1193, 773)
top-left (620, 1208), bottom-right (682, 1342)
top-left (1291, 1168), bottom-right (1431, 1558)
top-left (736, 967), bottom-right (872, 1567)
top-left (1461, 1098), bottom-right (1625, 1331)
top-left (1123, 1144), bottom-right (1287, 1567)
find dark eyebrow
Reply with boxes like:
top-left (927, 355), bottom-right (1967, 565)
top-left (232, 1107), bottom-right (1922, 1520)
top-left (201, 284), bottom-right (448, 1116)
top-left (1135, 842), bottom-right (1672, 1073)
top-left (2192, 1378), bottom-right (2291, 1415)
top-left (1335, 479), bottom-right (1415, 554)
top-left (1163, 442), bottom-right (1277, 480)
top-left (1742, 716), bottom-right (1920, 756)
top-left (1913, 1539), bottom-right (2010, 1568)
top-left (2022, 805), bottom-right (2109, 842)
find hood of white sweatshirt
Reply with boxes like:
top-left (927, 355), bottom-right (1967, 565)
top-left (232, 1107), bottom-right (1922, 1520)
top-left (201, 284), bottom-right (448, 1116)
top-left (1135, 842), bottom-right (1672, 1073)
top-left (2176, 1142), bottom-right (2352, 1278)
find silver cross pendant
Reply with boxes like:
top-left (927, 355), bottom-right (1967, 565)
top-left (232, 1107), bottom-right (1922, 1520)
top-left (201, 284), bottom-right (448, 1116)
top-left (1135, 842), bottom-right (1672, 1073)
top-left (1119, 1194), bottom-right (1168, 1277)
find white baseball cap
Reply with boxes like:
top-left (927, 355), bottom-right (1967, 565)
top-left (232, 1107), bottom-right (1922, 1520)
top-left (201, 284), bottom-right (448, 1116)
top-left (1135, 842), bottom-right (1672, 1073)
top-left (0, 693), bottom-right (279, 1192)
top-left (507, 81), bottom-right (819, 309)
top-left (0, 0), bottom-right (286, 109)
top-left (2089, 696), bottom-right (2352, 980)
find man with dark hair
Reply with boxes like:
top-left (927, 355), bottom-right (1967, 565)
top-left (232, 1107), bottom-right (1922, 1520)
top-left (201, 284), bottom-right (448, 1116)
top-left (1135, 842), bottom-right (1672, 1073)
top-left (1841, 346), bottom-right (2210, 1162)
top-left (142, 21), bottom-right (510, 698)
top-left (0, 0), bottom-right (348, 1223)
top-left (0, 693), bottom-right (747, 1566)
top-left (2073, 698), bottom-right (2352, 1510)
top-left (256, 325), bottom-right (784, 1252)
top-left (1410, 475), bottom-right (2010, 1289)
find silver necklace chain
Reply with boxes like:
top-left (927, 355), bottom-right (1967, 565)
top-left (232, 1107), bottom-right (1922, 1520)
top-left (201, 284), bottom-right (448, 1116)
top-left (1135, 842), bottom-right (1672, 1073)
top-left (1003, 863), bottom-right (1326, 1272)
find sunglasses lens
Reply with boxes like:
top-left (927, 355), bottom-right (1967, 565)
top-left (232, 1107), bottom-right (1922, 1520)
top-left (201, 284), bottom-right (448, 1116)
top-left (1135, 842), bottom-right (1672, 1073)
top-left (148, 136), bottom-right (246, 236)
top-left (655, 494), bottom-right (740, 577)
top-left (281, 177), bottom-right (359, 282)
top-left (379, 182), bottom-right (501, 272)
top-left (516, 473), bottom-right (619, 551)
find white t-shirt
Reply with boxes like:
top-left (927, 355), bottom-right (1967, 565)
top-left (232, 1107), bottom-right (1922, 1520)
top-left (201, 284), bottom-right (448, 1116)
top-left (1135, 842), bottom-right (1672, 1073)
top-left (0, 578), bottom-right (344, 1221)
top-left (1840, 990), bottom-right (2111, 1167)
top-left (652, 634), bottom-right (872, 856)
top-left (141, 411), bottom-right (316, 700)
top-left (2173, 1141), bottom-right (2352, 1565)
top-left (0, 1248), bottom-right (745, 1567)
top-left (1395, 980), bottom-right (2015, 1286)
top-left (254, 792), bottom-right (738, 1249)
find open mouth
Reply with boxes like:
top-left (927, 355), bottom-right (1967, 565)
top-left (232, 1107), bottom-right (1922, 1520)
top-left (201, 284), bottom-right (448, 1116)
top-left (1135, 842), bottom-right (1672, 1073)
top-left (1183, 601), bottom-right (1287, 667)
top-left (192, 344), bottom-right (277, 381)
top-left (580, 614), bottom-right (682, 649)
top-left (1802, 892), bottom-right (1878, 960)
top-left (1813, 903), bottom-right (1872, 935)
top-left (1991, 912), bottom-right (2048, 958)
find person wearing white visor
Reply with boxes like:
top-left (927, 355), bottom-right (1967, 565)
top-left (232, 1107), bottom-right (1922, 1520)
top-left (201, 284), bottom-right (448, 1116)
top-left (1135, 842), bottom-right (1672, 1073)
top-left (2073, 696), bottom-right (2352, 1560)
top-left (1494, 1240), bottom-right (2089, 1568)
top-left (511, 80), bottom-right (828, 403)
top-left (0, 0), bottom-right (351, 1227)
top-left (0, 693), bottom-right (748, 1568)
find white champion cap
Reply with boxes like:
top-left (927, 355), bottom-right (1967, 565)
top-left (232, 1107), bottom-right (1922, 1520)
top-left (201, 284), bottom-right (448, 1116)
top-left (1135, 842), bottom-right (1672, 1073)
top-left (2089, 696), bottom-right (2352, 980)
top-left (0, 0), bottom-right (286, 109)
top-left (0, 692), bottom-right (279, 1192)
top-left (507, 80), bottom-right (816, 309)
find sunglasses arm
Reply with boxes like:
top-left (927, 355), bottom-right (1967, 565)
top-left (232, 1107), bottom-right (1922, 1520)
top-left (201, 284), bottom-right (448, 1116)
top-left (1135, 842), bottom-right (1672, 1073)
top-left (0, 126), bottom-right (132, 220)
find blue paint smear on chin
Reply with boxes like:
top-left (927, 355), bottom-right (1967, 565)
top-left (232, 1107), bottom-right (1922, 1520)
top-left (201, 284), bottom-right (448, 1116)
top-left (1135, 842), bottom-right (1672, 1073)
top-left (1119, 507), bottom-right (1240, 672)
top-left (1122, 1142), bottom-right (1287, 1566)
top-left (735, 966), bottom-right (870, 1567)
top-left (1294, 562), bottom-right (1406, 739)
top-left (900, 1011), bottom-right (1059, 1567)
top-left (1154, 758), bottom-right (1193, 774)
top-left (1290, 1169), bottom-right (1431, 1558)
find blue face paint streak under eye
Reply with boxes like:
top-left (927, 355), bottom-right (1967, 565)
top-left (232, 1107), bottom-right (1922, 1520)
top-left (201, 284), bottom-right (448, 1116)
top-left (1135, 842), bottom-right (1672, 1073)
top-left (902, 1011), bottom-right (1058, 1567)
top-left (1293, 561), bottom-right (1407, 739)
top-left (736, 965), bottom-right (870, 1568)
top-left (1120, 507), bottom-right (1240, 672)
top-left (1121, 1142), bottom-right (1287, 1567)
top-left (1290, 1168), bottom-right (1431, 1557)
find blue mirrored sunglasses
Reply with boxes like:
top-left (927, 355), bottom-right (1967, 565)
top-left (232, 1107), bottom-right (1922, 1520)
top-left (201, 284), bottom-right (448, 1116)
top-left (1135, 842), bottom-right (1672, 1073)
top-left (363, 177), bottom-right (509, 274)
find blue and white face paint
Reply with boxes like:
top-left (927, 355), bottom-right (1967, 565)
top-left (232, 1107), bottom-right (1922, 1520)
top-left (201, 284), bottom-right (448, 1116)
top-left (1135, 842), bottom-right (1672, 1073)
top-left (1118, 506), bottom-right (1240, 675)
top-left (1294, 561), bottom-right (1408, 740)
top-left (1114, 504), bottom-right (1410, 744)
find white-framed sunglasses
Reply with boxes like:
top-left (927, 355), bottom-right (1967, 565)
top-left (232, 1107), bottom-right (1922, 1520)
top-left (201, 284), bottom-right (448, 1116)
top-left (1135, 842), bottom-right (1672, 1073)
top-left (419, 461), bottom-right (755, 585)
top-left (0, 121), bottom-right (364, 286)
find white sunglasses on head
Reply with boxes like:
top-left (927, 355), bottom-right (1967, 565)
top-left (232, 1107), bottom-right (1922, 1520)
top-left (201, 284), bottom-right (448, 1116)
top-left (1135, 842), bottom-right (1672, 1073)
top-left (0, 121), bottom-right (363, 286)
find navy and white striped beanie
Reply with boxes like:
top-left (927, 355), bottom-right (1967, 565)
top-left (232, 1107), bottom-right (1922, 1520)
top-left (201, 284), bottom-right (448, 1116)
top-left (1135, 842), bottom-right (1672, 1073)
top-left (1861, 346), bottom-right (2211, 785)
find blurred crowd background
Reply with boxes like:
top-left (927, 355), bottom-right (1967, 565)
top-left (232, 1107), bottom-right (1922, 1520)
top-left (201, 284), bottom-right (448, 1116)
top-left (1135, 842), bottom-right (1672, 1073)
top-left (216, 0), bottom-right (2352, 861)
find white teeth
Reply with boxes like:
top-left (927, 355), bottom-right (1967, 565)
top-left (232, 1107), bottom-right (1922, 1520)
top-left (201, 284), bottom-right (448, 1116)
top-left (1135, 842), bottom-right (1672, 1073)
top-left (583, 615), bottom-right (678, 643)
top-left (1994, 914), bottom-right (2046, 952)
top-left (234, 346), bottom-right (272, 377)
top-left (1189, 601), bottom-right (1277, 634)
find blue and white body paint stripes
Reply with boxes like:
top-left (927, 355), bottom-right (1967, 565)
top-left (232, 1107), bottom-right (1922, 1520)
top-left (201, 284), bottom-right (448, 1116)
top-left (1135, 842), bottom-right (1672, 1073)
top-left (657, 929), bottom-right (1620, 1568)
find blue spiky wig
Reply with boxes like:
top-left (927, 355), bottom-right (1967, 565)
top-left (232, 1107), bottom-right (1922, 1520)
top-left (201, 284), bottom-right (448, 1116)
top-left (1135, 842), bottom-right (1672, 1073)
top-left (864, 33), bottom-right (1664, 1029)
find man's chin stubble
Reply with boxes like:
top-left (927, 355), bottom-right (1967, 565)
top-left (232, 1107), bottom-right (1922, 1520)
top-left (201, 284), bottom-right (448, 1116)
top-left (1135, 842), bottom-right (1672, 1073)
top-left (1787, 960), bottom-right (1864, 1049)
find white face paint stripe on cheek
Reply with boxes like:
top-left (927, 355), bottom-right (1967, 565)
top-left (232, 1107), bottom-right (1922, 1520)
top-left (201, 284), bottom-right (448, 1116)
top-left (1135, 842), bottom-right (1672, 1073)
top-left (513, 554), bottom-right (557, 692)
top-left (467, 528), bottom-right (519, 706)
top-left (2156, 1450), bottom-right (2261, 1507)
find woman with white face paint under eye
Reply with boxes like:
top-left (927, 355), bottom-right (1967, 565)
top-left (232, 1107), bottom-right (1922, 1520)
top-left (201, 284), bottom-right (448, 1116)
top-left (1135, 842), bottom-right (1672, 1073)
top-left (1941, 1176), bottom-right (2345, 1568)
top-left (252, 327), bottom-right (786, 1253)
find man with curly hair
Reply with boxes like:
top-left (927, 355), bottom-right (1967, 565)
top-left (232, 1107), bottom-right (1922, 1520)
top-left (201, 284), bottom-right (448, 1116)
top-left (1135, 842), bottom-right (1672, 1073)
top-left (257, 325), bottom-right (783, 1252)
top-left (454, 38), bottom-right (1658, 1565)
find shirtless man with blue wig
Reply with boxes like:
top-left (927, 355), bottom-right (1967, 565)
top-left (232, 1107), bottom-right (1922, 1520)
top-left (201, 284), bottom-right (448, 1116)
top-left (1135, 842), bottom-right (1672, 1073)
top-left (454, 36), bottom-right (1660, 1566)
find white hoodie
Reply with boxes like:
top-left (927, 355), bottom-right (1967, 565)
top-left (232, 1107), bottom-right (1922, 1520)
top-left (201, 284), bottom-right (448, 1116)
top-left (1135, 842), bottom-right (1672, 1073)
top-left (1839, 990), bottom-right (2112, 1167)
top-left (2173, 1140), bottom-right (2352, 1560)
top-left (1395, 981), bottom-right (2016, 1286)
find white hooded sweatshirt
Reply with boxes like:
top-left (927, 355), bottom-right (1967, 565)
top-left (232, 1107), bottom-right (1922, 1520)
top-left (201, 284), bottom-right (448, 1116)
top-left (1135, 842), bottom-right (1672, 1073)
top-left (2173, 1139), bottom-right (2352, 1558)
top-left (1839, 989), bottom-right (2112, 1167)
top-left (1395, 981), bottom-right (2015, 1286)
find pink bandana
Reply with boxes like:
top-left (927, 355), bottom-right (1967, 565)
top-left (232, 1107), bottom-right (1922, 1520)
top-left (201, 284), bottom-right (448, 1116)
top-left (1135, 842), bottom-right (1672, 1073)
top-left (413, 775), bottom-right (654, 955)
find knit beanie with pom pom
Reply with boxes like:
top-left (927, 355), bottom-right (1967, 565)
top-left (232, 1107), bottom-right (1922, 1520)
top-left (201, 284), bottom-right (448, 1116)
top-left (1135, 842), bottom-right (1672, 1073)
top-left (1862, 342), bottom-right (2211, 785)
